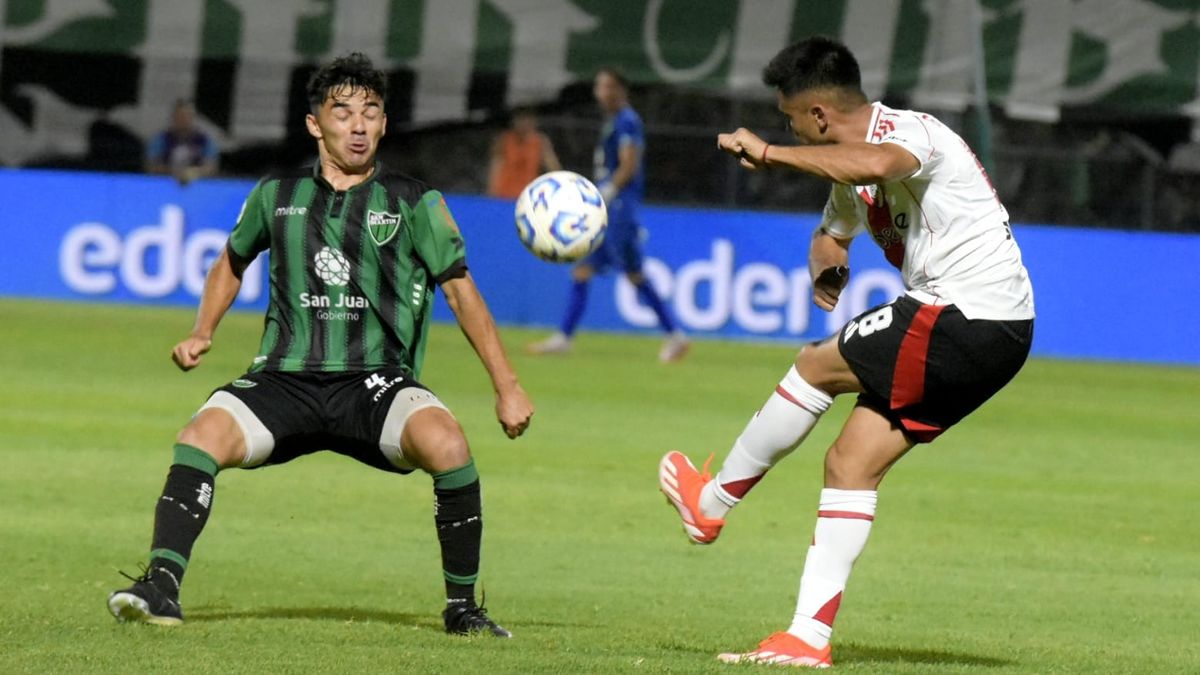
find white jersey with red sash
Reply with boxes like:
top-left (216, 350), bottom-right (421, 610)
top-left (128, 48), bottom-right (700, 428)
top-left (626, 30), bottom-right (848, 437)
top-left (820, 103), bottom-right (1035, 321)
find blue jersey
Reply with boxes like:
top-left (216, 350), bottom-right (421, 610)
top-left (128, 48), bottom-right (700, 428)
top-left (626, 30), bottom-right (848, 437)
top-left (594, 105), bottom-right (645, 207)
top-left (147, 129), bottom-right (218, 169)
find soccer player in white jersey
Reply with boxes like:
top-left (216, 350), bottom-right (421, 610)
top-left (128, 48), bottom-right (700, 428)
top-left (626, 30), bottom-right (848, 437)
top-left (659, 36), bottom-right (1035, 668)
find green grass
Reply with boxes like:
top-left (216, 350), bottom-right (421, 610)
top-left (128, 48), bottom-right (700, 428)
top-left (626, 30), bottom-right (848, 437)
top-left (1, 297), bottom-right (1197, 674)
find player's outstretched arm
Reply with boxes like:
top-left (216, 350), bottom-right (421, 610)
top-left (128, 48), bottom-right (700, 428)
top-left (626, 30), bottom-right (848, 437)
top-left (599, 143), bottom-right (640, 203)
top-left (485, 136), bottom-right (505, 197)
top-left (541, 132), bottom-right (563, 172)
top-left (441, 273), bottom-right (534, 439)
top-left (717, 127), bottom-right (773, 171)
top-left (717, 128), bottom-right (918, 184)
top-left (810, 229), bottom-right (852, 312)
top-left (171, 247), bottom-right (245, 371)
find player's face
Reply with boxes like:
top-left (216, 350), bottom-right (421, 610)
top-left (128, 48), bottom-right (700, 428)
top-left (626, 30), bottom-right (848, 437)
top-left (172, 104), bottom-right (195, 132)
top-left (777, 90), bottom-right (827, 146)
top-left (306, 85), bottom-right (387, 172)
top-left (594, 73), bottom-right (625, 113)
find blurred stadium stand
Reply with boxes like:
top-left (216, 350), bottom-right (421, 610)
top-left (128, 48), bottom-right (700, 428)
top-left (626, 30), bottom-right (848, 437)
top-left (2, 0), bottom-right (1198, 232)
top-left (364, 86), bottom-right (1200, 233)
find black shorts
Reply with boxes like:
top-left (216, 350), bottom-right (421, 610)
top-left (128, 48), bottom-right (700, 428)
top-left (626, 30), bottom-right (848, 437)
top-left (204, 367), bottom-right (448, 473)
top-left (838, 295), bottom-right (1033, 442)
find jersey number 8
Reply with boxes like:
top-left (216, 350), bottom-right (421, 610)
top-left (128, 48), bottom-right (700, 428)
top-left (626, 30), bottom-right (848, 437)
top-left (844, 306), bottom-right (894, 341)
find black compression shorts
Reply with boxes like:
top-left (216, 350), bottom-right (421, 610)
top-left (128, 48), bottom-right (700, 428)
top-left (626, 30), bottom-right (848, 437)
top-left (838, 295), bottom-right (1033, 442)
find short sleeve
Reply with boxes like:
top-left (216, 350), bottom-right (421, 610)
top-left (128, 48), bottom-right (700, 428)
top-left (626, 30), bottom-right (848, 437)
top-left (820, 184), bottom-right (865, 240)
top-left (411, 190), bottom-right (468, 284)
top-left (226, 179), bottom-right (272, 266)
top-left (878, 114), bottom-right (938, 180)
top-left (616, 112), bottom-right (643, 150)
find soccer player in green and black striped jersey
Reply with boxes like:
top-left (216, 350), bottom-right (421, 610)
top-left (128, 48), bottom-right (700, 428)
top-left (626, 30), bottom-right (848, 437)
top-left (108, 53), bottom-right (533, 638)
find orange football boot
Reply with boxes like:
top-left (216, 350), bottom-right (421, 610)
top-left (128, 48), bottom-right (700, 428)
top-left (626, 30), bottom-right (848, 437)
top-left (658, 451), bottom-right (725, 544)
top-left (717, 632), bottom-right (832, 668)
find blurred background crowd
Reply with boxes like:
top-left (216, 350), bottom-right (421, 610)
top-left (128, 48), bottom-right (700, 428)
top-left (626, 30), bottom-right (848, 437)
top-left (4, 0), bottom-right (1199, 232)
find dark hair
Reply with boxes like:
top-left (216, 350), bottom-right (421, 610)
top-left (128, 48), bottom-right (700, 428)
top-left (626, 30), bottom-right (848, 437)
top-left (762, 36), bottom-right (865, 98)
top-left (306, 52), bottom-right (387, 110)
top-left (595, 66), bottom-right (629, 90)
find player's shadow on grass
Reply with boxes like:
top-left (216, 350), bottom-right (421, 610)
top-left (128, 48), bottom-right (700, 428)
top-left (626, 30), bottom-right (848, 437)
top-left (188, 606), bottom-right (586, 630)
top-left (188, 606), bottom-right (433, 628)
top-left (838, 643), bottom-right (1011, 668)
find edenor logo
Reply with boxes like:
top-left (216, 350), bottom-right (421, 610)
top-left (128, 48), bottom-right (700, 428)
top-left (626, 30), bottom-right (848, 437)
top-left (59, 205), bottom-right (264, 301)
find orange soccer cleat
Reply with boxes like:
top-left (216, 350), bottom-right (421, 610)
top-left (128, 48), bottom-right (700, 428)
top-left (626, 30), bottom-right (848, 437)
top-left (658, 451), bottom-right (724, 544)
top-left (717, 632), bottom-right (832, 668)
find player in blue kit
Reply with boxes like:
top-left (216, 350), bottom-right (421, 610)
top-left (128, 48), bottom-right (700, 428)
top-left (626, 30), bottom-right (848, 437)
top-left (527, 67), bottom-right (689, 362)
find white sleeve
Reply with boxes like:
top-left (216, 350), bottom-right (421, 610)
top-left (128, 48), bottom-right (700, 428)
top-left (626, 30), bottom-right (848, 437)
top-left (819, 184), bottom-right (864, 239)
top-left (878, 114), bottom-right (939, 180)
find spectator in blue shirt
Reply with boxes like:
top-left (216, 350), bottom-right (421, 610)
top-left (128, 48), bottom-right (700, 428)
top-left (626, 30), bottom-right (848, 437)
top-left (146, 100), bottom-right (218, 184)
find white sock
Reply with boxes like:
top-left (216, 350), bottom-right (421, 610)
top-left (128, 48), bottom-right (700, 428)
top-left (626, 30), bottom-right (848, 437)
top-left (787, 489), bottom-right (878, 649)
top-left (698, 366), bottom-right (832, 519)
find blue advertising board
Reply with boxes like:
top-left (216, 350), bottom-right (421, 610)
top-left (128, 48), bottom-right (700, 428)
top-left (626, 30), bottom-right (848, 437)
top-left (2, 168), bottom-right (1197, 365)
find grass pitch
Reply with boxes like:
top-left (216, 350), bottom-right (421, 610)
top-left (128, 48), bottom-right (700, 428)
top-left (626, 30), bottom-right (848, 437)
top-left (0, 298), bottom-right (1197, 674)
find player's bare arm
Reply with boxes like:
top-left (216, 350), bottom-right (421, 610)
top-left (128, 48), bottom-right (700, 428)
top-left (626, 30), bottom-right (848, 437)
top-left (441, 273), bottom-right (534, 439)
top-left (540, 132), bottom-right (563, 172)
top-left (718, 128), bottom-right (918, 184)
top-left (766, 141), bottom-right (917, 184)
top-left (486, 136), bottom-right (504, 194)
top-left (171, 247), bottom-right (246, 371)
top-left (609, 144), bottom-right (640, 190)
top-left (809, 229), bottom-right (852, 312)
top-left (598, 143), bottom-right (640, 205)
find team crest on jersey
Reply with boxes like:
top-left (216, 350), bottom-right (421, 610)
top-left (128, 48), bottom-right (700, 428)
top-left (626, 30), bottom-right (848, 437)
top-left (367, 209), bottom-right (403, 245)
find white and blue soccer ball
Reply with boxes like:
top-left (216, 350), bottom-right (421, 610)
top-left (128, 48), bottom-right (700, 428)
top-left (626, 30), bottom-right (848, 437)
top-left (514, 171), bottom-right (607, 263)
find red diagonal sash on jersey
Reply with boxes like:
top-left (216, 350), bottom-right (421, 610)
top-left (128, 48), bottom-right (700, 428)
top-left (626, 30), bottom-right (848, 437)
top-left (858, 186), bottom-right (905, 269)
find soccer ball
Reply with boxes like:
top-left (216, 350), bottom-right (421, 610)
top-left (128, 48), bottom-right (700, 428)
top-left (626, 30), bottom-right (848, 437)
top-left (514, 171), bottom-right (607, 262)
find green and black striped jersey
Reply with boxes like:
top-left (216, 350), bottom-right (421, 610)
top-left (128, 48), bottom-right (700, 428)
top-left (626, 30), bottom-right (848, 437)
top-left (226, 163), bottom-right (467, 378)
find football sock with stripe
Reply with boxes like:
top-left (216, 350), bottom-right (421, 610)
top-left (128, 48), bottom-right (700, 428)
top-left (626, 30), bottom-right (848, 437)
top-left (148, 443), bottom-right (220, 594)
top-left (560, 281), bottom-right (589, 337)
top-left (634, 280), bottom-right (677, 333)
top-left (787, 489), bottom-right (877, 648)
top-left (432, 459), bottom-right (482, 604)
top-left (699, 366), bottom-right (833, 519)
